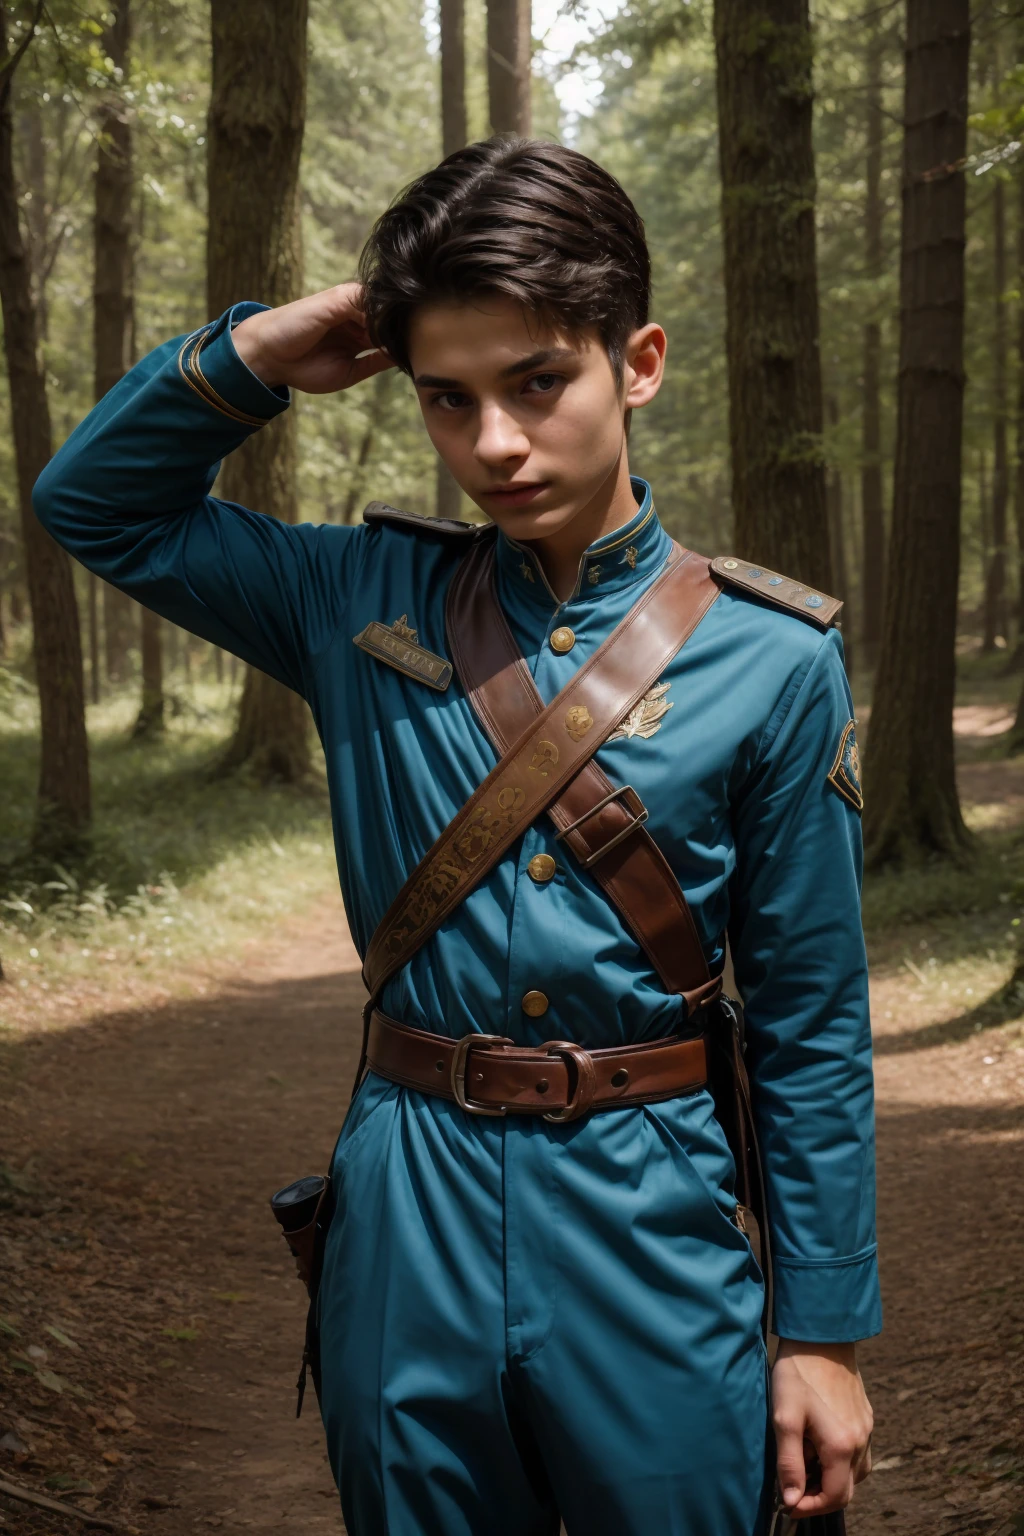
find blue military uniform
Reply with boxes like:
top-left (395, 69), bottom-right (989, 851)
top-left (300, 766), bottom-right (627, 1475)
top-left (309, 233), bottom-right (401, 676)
top-left (33, 301), bottom-right (881, 1536)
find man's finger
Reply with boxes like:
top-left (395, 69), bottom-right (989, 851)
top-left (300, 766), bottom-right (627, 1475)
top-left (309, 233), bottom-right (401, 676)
top-left (773, 1412), bottom-right (807, 1511)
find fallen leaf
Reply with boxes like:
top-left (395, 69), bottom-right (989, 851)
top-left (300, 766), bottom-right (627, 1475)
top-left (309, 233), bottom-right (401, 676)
top-left (44, 1325), bottom-right (79, 1351)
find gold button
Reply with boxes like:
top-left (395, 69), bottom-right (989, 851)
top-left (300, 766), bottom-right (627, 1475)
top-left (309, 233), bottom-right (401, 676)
top-left (550, 626), bottom-right (575, 654)
top-left (522, 990), bottom-right (549, 1017)
top-left (527, 853), bottom-right (556, 883)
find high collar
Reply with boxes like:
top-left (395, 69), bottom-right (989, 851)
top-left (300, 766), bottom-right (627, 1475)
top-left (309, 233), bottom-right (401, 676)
top-left (494, 477), bottom-right (673, 615)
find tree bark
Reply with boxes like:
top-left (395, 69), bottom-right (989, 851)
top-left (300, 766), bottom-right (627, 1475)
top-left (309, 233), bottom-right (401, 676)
top-left (92, 0), bottom-right (138, 690)
top-left (860, 15), bottom-right (886, 670)
top-left (1013, 147), bottom-right (1024, 665)
top-left (342, 368), bottom-right (392, 525)
top-left (862, 0), bottom-right (971, 867)
top-left (437, 0), bottom-right (467, 520)
top-left (0, 7), bottom-right (90, 851)
top-left (132, 606), bottom-right (164, 737)
top-left (486, 0), bottom-right (531, 136)
top-left (826, 394), bottom-right (853, 676)
top-left (88, 570), bottom-right (100, 703)
top-left (208, 0), bottom-right (311, 783)
top-left (713, 0), bottom-right (831, 589)
top-left (983, 174), bottom-right (1009, 651)
top-left (440, 0), bottom-right (467, 157)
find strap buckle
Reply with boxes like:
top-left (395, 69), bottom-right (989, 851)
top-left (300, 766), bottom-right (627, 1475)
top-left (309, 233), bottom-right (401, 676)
top-left (541, 1041), bottom-right (599, 1123)
top-left (553, 783), bottom-right (649, 869)
top-left (450, 1033), bottom-right (514, 1116)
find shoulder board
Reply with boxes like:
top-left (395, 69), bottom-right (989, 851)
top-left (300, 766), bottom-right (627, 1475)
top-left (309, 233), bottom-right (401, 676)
top-left (362, 500), bottom-right (486, 541)
top-left (710, 556), bottom-right (842, 630)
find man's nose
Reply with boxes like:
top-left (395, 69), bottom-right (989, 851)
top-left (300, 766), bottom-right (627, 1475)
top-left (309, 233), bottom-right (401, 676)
top-left (474, 401), bottom-right (529, 467)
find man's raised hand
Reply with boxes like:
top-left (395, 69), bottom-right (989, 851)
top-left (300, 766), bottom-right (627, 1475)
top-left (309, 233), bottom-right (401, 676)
top-left (230, 284), bottom-right (393, 395)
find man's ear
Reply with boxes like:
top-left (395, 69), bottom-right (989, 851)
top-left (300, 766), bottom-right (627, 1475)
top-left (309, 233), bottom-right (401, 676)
top-left (623, 324), bottom-right (667, 411)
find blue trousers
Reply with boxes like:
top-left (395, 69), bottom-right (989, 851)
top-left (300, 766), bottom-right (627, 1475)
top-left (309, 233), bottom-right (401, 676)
top-left (317, 1073), bottom-right (772, 1535)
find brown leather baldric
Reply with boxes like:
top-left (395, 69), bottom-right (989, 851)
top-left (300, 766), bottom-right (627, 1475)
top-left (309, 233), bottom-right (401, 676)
top-left (445, 536), bottom-right (721, 1012)
top-left (360, 542), bottom-right (721, 1022)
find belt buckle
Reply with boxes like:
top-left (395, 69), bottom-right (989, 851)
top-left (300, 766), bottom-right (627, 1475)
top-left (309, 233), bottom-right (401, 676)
top-left (450, 1033), bottom-right (513, 1116)
top-left (553, 783), bottom-right (649, 869)
top-left (541, 1041), bottom-right (598, 1123)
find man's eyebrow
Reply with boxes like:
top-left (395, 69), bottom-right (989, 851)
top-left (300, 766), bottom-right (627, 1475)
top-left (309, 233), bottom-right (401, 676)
top-left (413, 347), bottom-right (577, 391)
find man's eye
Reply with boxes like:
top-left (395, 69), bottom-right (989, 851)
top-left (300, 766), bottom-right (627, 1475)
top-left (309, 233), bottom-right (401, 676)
top-left (433, 391), bottom-right (470, 411)
top-left (526, 373), bottom-right (560, 394)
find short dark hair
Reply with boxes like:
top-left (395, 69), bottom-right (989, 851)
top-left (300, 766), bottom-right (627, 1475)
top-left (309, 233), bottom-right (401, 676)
top-left (359, 137), bottom-right (650, 382)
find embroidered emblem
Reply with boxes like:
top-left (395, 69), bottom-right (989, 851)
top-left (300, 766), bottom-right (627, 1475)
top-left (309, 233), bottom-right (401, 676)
top-left (565, 704), bottom-right (594, 741)
top-left (353, 614), bottom-right (453, 691)
top-left (588, 565), bottom-right (601, 585)
top-left (530, 740), bottom-right (560, 775)
top-left (623, 545), bottom-right (638, 570)
top-left (607, 681), bottom-right (673, 743)
top-left (519, 560), bottom-right (535, 583)
top-left (827, 719), bottom-right (863, 813)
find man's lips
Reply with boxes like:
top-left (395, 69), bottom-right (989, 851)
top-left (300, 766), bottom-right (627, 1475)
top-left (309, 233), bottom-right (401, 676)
top-left (479, 481), bottom-right (550, 506)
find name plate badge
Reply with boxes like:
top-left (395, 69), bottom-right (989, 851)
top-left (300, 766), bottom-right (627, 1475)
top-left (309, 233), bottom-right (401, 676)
top-left (353, 614), bottom-right (452, 691)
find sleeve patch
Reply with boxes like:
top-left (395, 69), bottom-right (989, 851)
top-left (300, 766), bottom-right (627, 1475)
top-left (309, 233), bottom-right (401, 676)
top-left (827, 720), bottom-right (863, 813)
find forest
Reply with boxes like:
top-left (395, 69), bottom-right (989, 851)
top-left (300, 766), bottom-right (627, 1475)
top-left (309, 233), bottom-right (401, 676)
top-left (0, 2), bottom-right (1022, 1535)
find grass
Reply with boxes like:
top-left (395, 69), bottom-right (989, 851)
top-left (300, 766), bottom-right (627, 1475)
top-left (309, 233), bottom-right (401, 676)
top-left (0, 671), bottom-right (338, 1021)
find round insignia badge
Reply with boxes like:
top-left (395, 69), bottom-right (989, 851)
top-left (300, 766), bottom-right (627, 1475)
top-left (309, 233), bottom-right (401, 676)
top-left (747, 568), bottom-right (763, 579)
top-left (768, 577), bottom-right (783, 587)
top-left (805, 594), bottom-right (824, 609)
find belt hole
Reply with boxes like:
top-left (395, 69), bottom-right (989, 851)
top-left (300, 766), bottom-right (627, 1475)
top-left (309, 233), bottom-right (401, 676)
top-left (475, 1072), bottom-right (484, 1082)
top-left (535, 1078), bottom-right (549, 1094)
top-left (435, 1060), bottom-right (444, 1072)
top-left (611, 1068), bottom-right (629, 1088)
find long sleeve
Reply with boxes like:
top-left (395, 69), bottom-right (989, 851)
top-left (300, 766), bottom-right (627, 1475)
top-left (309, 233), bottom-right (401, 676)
top-left (728, 628), bottom-right (881, 1343)
top-left (32, 301), bottom-right (366, 698)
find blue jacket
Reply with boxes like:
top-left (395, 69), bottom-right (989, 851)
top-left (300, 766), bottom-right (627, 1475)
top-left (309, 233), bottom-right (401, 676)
top-left (33, 300), bottom-right (881, 1343)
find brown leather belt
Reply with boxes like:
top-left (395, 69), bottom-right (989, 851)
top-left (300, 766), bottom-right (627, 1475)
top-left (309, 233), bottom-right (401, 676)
top-left (365, 1009), bottom-right (708, 1123)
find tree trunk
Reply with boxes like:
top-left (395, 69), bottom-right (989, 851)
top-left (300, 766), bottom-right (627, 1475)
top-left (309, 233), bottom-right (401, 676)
top-left (826, 394), bottom-right (852, 676)
top-left (342, 368), bottom-right (391, 525)
top-left (88, 570), bottom-right (100, 703)
top-left (861, 16), bottom-right (886, 670)
top-left (437, 0), bottom-right (467, 520)
top-left (979, 449), bottom-right (990, 613)
top-left (208, 0), bottom-right (311, 783)
top-left (91, 0), bottom-right (139, 693)
top-left (0, 9), bottom-right (90, 852)
top-left (861, 0), bottom-right (971, 867)
top-left (983, 175), bottom-right (1009, 652)
top-left (486, 0), bottom-right (531, 136)
top-left (1013, 148), bottom-right (1024, 666)
top-left (132, 606), bottom-right (164, 738)
top-left (713, 0), bottom-right (831, 589)
top-left (440, 0), bottom-right (467, 157)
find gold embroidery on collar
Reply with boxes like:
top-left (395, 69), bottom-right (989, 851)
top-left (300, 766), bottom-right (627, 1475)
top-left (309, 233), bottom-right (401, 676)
top-left (623, 545), bottom-right (638, 569)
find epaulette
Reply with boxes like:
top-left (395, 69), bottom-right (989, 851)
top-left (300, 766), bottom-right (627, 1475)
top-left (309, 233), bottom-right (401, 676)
top-left (362, 501), bottom-right (487, 541)
top-left (710, 556), bottom-right (842, 630)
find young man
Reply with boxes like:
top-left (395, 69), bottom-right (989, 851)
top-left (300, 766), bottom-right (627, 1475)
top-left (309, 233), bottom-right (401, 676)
top-left (34, 138), bottom-right (879, 1534)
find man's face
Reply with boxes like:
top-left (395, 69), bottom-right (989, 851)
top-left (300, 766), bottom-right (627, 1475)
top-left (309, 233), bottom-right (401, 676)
top-left (407, 295), bottom-right (661, 544)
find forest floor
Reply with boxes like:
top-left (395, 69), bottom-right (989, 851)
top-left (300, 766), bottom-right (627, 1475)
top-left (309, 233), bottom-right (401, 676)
top-left (0, 698), bottom-right (1023, 1536)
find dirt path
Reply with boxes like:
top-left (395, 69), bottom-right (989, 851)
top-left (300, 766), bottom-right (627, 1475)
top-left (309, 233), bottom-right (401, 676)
top-left (2, 885), bottom-right (1023, 1534)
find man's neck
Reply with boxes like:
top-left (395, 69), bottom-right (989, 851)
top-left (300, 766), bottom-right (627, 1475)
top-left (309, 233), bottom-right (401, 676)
top-left (529, 453), bottom-right (638, 602)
